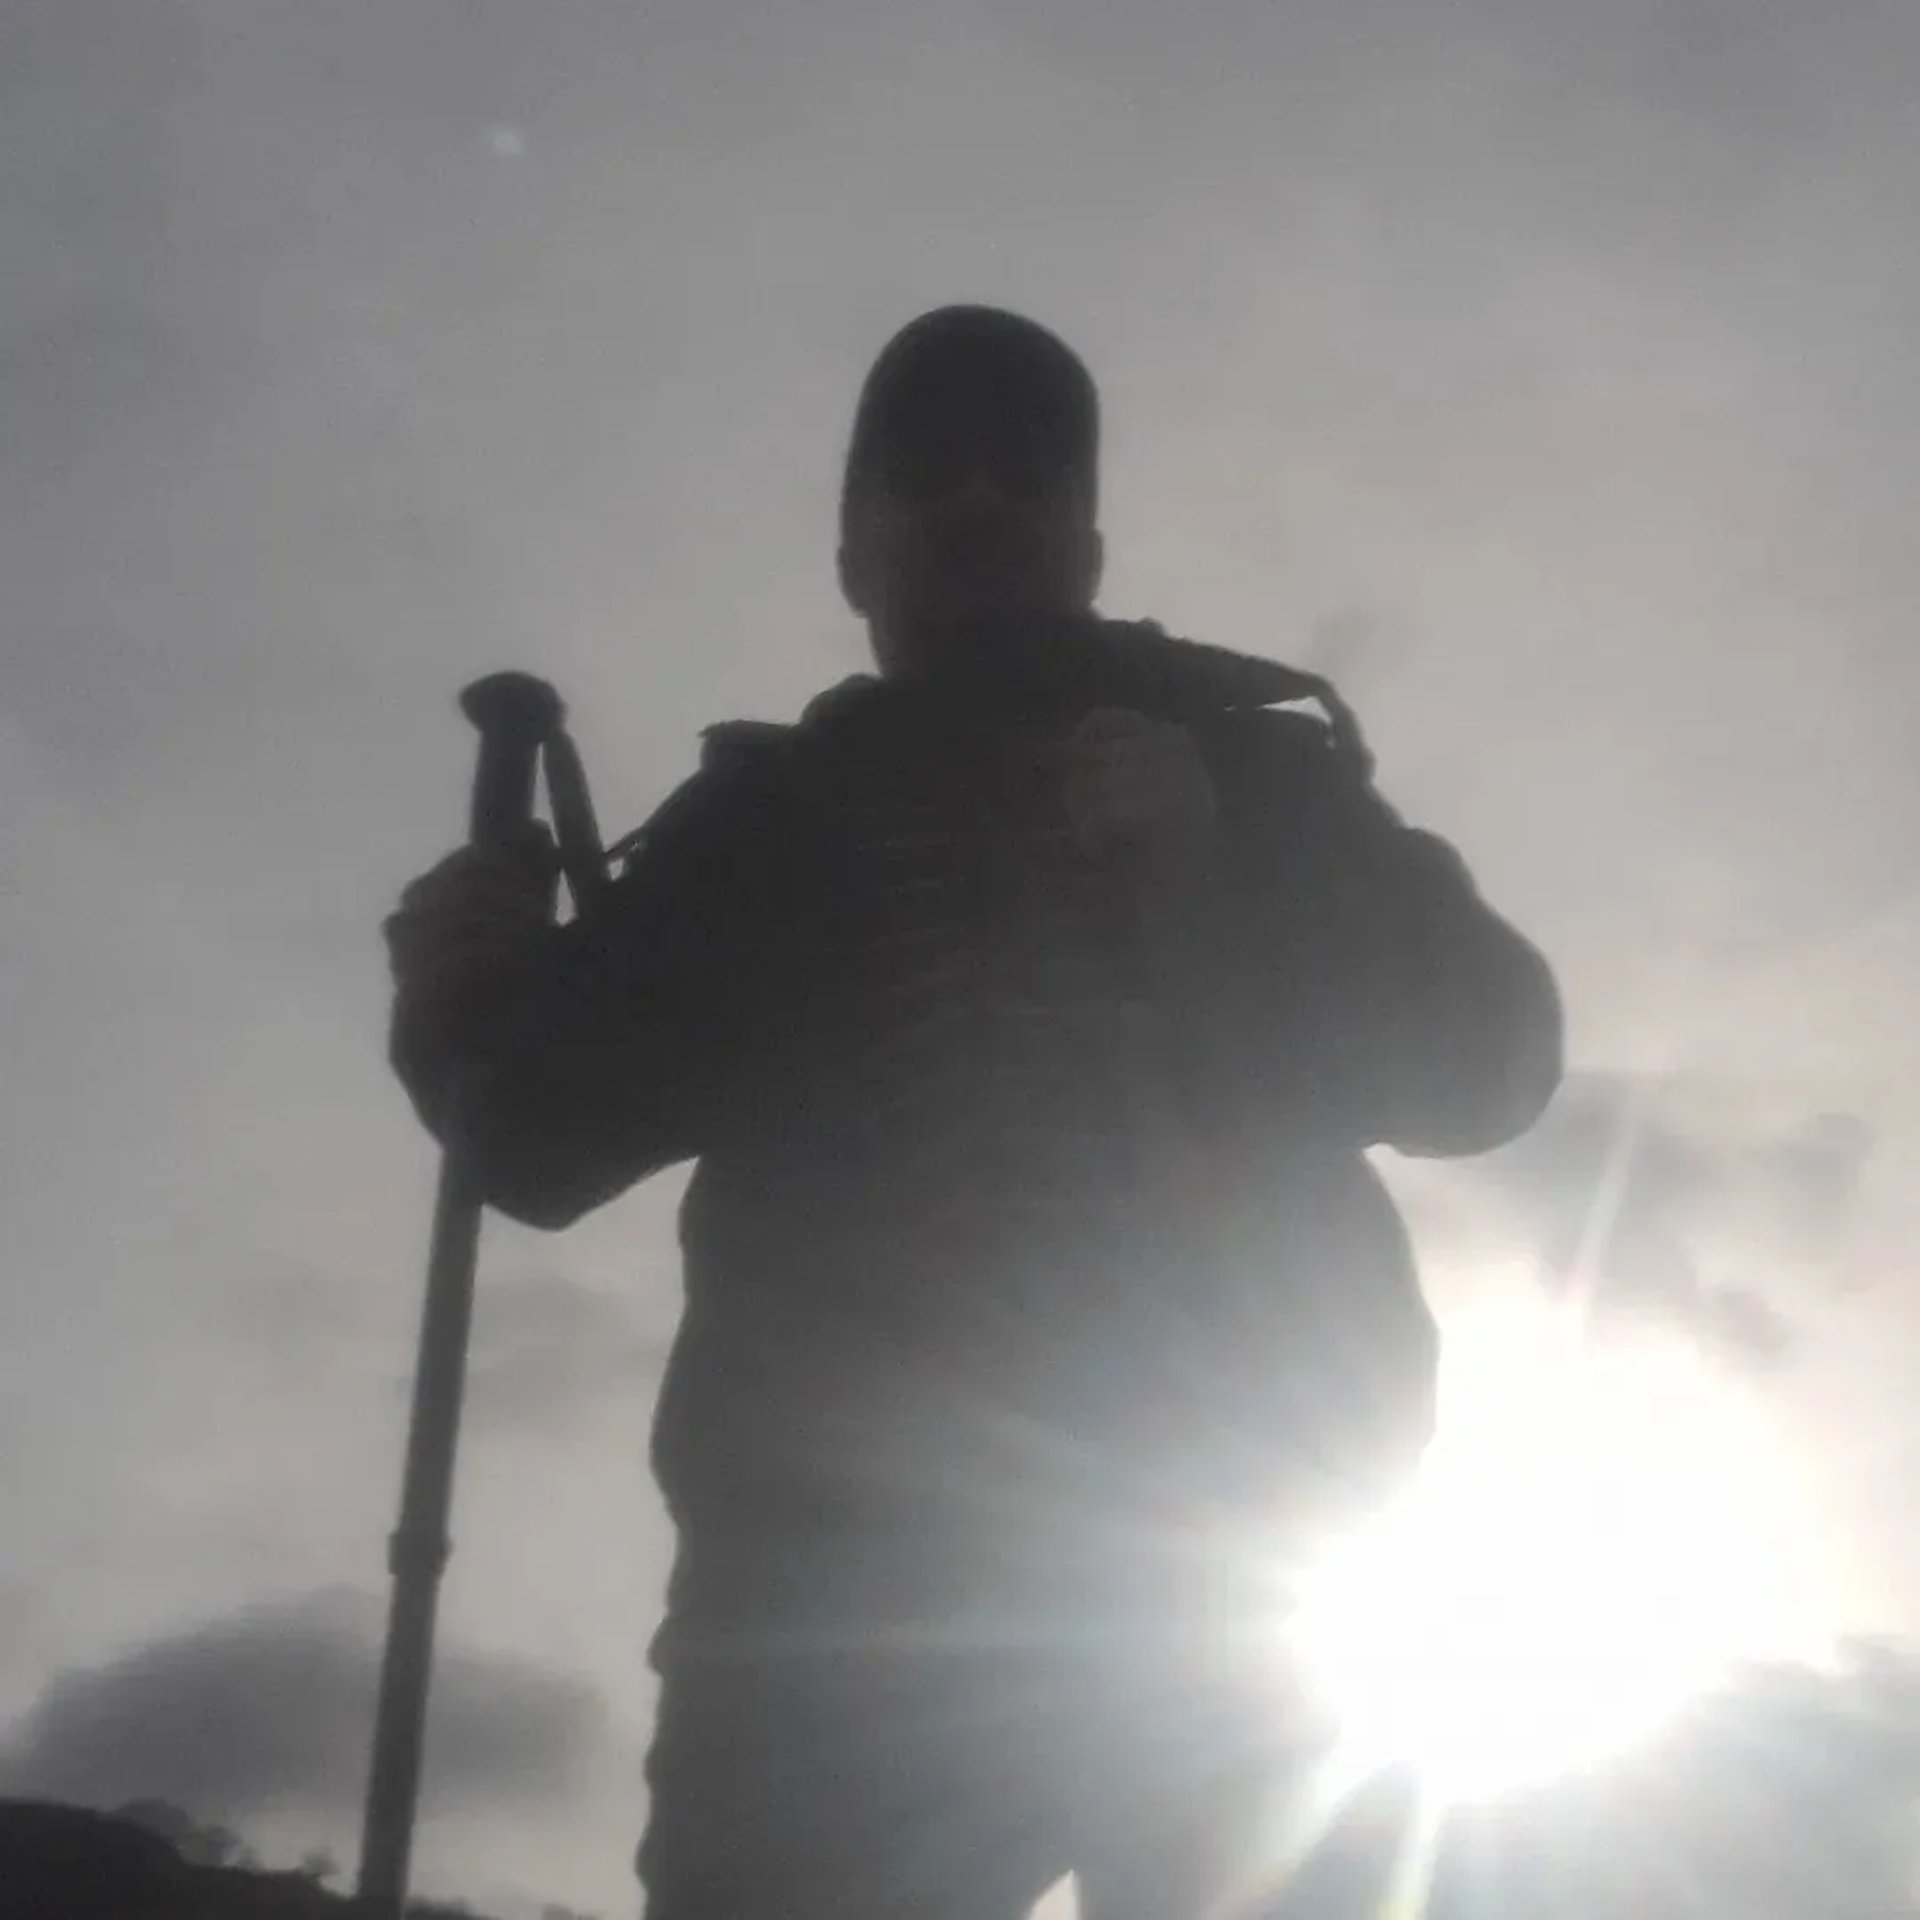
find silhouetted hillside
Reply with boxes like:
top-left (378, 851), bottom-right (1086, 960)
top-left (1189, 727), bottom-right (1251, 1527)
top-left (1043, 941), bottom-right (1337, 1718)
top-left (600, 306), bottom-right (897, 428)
top-left (8, 1646), bottom-right (1919, 1917)
top-left (0, 1800), bottom-right (509, 1920)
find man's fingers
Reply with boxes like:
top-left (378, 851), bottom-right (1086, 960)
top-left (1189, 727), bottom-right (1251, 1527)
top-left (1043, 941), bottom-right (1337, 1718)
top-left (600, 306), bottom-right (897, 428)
top-left (384, 895), bottom-right (547, 958)
top-left (399, 872), bottom-right (550, 921)
top-left (1070, 705), bottom-right (1157, 744)
top-left (384, 899), bottom-right (543, 950)
top-left (383, 829), bottom-right (558, 1002)
top-left (1059, 711), bottom-right (1216, 864)
top-left (398, 844), bottom-right (553, 911)
top-left (388, 935), bottom-right (531, 978)
top-left (382, 921), bottom-right (546, 1000)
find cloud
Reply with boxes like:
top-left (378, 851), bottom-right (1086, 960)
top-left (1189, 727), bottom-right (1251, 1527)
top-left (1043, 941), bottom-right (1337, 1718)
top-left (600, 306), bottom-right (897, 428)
top-left (1162, 1643), bottom-right (1920, 1920)
top-left (464, 1271), bottom-right (668, 1433)
top-left (0, 1589), bottom-right (607, 1823)
top-left (1424, 1643), bottom-right (1920, 1920)
top-left (1464, 1071), bottom-right (1875, 1366)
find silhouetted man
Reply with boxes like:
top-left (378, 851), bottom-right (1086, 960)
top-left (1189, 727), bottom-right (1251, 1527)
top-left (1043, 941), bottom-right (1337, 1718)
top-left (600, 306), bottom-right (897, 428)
top-left (384, 306), bottom-right (1562, 1920)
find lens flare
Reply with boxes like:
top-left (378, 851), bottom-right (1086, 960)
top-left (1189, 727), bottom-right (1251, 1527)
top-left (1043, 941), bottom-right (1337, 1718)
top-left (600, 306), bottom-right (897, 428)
top-left (1284, 1298), bottom-right (1830, 1801)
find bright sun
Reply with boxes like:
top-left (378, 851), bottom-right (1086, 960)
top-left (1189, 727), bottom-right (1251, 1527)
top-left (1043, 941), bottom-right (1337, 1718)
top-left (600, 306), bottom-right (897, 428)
top-left (1281, 1292), bottom-right (1831, 1803)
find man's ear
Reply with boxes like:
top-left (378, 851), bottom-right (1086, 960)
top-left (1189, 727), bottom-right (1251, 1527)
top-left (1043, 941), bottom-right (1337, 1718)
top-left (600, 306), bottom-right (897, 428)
top-left (1075, 525), bottom-right (1106, 606)
top-left (837, 539), bottom-right (869, 615)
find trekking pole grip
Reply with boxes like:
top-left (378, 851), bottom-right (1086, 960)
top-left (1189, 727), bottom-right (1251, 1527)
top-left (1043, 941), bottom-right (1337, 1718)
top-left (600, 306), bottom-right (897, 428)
top-left (459, 671), bottom-right (563, 847)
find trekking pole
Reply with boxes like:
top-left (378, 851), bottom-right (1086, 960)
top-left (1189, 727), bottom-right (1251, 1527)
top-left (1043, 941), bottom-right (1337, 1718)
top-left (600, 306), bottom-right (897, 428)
top-left (358, 671), bottom-right (565, 1920)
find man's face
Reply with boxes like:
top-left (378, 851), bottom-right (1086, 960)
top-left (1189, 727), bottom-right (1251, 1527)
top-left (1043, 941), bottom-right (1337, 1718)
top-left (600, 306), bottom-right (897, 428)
top-left (842, 396), bottom-right (1102, 667)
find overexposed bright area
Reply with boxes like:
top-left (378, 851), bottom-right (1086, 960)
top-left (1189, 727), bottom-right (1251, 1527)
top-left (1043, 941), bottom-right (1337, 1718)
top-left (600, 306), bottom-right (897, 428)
top-left (1286, 1282), bottom-right (1835, 1802)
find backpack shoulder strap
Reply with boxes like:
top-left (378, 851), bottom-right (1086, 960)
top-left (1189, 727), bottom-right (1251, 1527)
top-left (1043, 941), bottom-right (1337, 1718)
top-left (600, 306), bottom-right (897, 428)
top-left (600, 719), bottom-right (797, 872)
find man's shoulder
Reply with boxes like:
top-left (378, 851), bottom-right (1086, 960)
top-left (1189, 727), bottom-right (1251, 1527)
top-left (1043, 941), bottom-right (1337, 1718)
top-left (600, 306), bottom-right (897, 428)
top-left (695, 675), bottom-right (889, 774)
top-left (698, 716), bottom-right (800, 774)
top-left (602, 717), bottom-right (806, 875)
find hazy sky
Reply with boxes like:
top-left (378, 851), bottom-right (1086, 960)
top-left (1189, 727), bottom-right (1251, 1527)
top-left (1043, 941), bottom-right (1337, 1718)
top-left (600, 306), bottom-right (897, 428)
top-left (2, 2), bottom-right (1917, 1914)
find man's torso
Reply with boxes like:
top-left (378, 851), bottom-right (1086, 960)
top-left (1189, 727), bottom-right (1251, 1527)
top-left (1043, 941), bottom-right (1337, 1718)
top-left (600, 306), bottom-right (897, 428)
top-left (649, 672), bottom-right (1433, 1535)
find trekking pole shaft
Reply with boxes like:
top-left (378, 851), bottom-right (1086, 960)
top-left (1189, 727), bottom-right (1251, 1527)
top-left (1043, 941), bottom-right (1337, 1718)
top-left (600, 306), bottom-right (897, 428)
top-left (359, 1138), bottom-right (484, 1915)
top-left (358, 672), bottom-right (562, 1919)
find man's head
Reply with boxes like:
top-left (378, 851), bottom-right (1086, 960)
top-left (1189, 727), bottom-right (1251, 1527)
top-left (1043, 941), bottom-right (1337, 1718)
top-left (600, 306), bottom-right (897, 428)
top-left (837, 306), bottom-right (1105, 676)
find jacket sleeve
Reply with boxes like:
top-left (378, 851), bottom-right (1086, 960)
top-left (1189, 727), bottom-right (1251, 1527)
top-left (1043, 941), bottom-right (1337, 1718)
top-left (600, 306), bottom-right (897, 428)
top-left (388, 752), bottom-right (778, 1229)
top-left (1207, 710), bottom-right (1564, 1159)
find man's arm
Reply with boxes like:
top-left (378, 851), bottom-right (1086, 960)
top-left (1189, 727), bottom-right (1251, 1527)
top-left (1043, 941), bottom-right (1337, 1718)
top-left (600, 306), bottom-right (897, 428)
top-left (1315, 800), bottom-right (1563, 1156)
top-left (388, 756), bottom-right (777, 1229)
top-left (1207, 709), bottom-right (1564, 1158)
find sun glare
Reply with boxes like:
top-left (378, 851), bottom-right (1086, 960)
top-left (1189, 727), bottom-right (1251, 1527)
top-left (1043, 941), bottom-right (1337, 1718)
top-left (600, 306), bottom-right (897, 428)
top-left (1283, 1295), bottom-right (1830, 1802)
